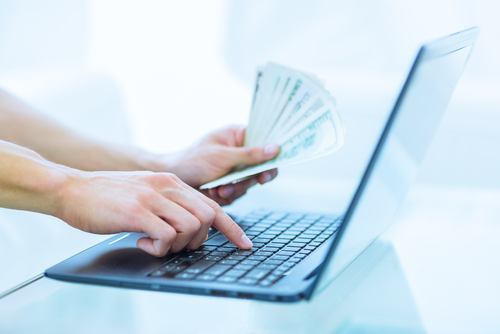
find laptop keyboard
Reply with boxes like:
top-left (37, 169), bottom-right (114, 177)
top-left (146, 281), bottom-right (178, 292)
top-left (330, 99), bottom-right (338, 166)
top-left (148, 210), bottom-right (342, 287)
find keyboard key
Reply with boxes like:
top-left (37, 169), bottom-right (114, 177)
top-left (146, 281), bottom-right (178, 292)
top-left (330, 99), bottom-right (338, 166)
top-left (241, 218), bottom-right (259, 224)
top-left (254, 251), bottom-right (273, 257)
top-left (252, 238), bottom-right (272, 244)
top-left (272, 255), bottom-right (289, 261)
top-left (260, 247), bottom-right (279, 253)
top-left (288, 242), bottom-right (307, 248)
top-left (272, 268), bottom-right (287, 276)
top-left (149, 268), bottom-right (168, 277)
top-left (266, 273), bottom-right (281, 283)
top-left (295, 222), bottom-right (313, 227)
top-left (276, 235), bottom-right (294, 240)
top-left (256, 264), bottom-right (278, 270)
top-left (266, 213), bottom-right (287, 220)
top-left (265, 260), bottom-right (284, 266)
top-left (219, 260), bottom-right (239, 265)
top-left (224, 269), bottom-right (247, 278)
top-left (238, 278), bottom-right (258, 285)
top-left (247, 255), bottom-right (267, 261)
top-left (266, 243), bottom-right (285, 249)
top-left (275, 222), bottom-right (293, 227)
top-left (245, 231), bottom-right (261, 236)
top-left (203, 233), bottom-right (229, 246)
top-left (203, 264), bottom-right (232, 276)
top-left (232, 250), bottom-right (253, 256)
top-left (196, 274), bottom-right (216, 281)
top-left (252, 243), bottom-right (265, 248)
top-left (287, 257), bottom-right (301, 263)
top-left (260, 233), bottom-right (279, 238)
top-left (280, 262), bottom-right (296, 268)
top-left (175, 272), bottom-right (195, 280)
top-left (245, 268), bottom-right (271, 280)
top-left (282, 231), bottom-right (300, 236)
top-left (304, 246), bottom-right (316, 251)
top-left (216, 276), bottom-right (237, 283)
top-left (185, 260), bottom-right (215, 274)
top-left (272, 239), bottom-right (290, 244)
top-left (258, 279), bottom-right (272, 287)
top-left (167, 258), bottom-right (186, 265)
top-left (234, 264), bottom-right (254, 271)
top-left (247, 226), bottom-right (267, 232)
top-left (203, 256), bottom-right (223, 261)
top-left (193, 250), bottom-right (211, 255)
top-left (283, 246), bottom-right (301, 252)
top-left (293, 254), bottom-right (306, 259)
top-left (164, 263), bottom-right (188, 273)
top-left (211, 251), bottom-right (230, 256)
top-left (303, 229), bottom-right (320, 233)
top-left (225, 255), bottom-right (246, 261)
top-left (241, 260), bottom-right (260, 266)
top-left (179, 253), bottom-right (205, 261)
top-left (278, 251), bottom-right (295, 256)
top-left (218, 247), bottom-right (236, 252)
top-left (309, 242), bottom-right (321, 247)
top-left (295, 237), bottom-right (313, 243)
top-left (299, 250), bottom-right (311, 255)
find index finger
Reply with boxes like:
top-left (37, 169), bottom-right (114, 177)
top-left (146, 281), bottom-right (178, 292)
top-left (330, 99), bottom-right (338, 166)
top-left (173, 177), bottom-right (253, 249)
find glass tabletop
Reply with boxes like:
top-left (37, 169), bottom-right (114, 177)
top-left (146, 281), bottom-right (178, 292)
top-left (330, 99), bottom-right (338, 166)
top-left (0, 239), bottom-right (425, 334)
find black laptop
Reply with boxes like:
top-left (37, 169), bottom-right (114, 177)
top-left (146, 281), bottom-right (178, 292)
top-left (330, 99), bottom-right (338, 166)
top-left (45, 28), bottom-right (479, 302)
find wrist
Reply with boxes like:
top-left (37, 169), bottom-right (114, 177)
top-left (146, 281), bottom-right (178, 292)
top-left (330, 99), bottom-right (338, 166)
top-left (50, 166), bottom-right (85, 221)
top-left (0, 140), bottom-right (78, 218)
top-left (137, 150), bottom-right (177, 174)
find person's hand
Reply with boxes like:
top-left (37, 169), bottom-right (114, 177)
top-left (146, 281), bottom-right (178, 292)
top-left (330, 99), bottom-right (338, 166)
top-left (57, 170), bottom-right (252, 257)
top-left (162, 125), bottom-right (279, 205)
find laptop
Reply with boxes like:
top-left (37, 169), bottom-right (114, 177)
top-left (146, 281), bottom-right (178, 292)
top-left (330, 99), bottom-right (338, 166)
top-left (45, 27), bottom-right (479, 302)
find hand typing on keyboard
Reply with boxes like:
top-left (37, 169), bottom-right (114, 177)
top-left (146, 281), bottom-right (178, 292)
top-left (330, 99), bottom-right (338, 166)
top-left (56, 172), bottom-right (253, 257)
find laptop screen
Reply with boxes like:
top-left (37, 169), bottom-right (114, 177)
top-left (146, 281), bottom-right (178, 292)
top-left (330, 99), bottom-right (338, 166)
top-left (312, 29), bottom-right (477, 296)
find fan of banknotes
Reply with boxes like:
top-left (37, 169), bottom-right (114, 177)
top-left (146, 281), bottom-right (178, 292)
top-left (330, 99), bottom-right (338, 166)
top-left (200, 62), bottom-right (345, 189)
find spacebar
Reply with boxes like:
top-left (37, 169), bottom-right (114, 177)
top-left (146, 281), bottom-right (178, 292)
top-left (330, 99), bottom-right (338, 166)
top-left (203, 233), bottom-right (229, 246)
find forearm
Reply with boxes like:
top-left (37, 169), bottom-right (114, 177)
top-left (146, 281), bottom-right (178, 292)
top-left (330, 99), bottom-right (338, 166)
top-left (0, 88), bottom-right (164, 172)
top-left (0, 139), bottom-right (70, 216)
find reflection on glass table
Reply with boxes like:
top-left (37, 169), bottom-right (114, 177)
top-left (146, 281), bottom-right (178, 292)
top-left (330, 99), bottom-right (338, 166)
top-left (0, 239), bottom-right (424, 334)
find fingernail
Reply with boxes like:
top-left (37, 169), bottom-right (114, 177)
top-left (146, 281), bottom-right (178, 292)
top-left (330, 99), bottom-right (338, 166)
top-left (264, 143), bottom-right (279, 157)
top-left (264, 172), bottom-right (272, 183)
top-left (241, 234), bottom-right (253, 249)
top-left (222, 185), bottom-right (233, 198)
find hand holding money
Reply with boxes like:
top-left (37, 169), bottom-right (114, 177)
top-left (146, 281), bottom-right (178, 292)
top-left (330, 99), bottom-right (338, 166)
top-left (162, 124), bottom-right (279, 205)
top-left (201, 63), bottom-right (345, 189)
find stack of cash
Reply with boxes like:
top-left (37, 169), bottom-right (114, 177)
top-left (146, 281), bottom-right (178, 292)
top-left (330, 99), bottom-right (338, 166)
top-left (200, 62), bottom-right (345, 189)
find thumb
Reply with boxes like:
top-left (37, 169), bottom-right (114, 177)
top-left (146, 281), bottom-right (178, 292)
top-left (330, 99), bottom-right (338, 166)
top-left (227, 143), bottom-right (279, 166)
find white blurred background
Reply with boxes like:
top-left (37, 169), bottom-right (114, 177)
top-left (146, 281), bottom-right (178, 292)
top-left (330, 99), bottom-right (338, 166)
top-left (0, 0), bottom-right (499, 332)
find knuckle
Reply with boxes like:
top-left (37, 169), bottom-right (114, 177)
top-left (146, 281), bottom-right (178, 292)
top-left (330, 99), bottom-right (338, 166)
top-left (165, 173), bottom-right (181, 183)
top-left (199, 206), bottom-right (216, 227)
top-left (185, 216), bottom-right (201, 235)
top-left (162, 225), bottom-right (176, 242)
top-left (206, 198), bottom-right (221, 211)
top-left (146, 173), bottom-right (181, 188)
